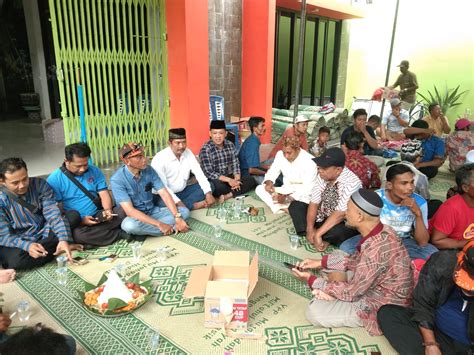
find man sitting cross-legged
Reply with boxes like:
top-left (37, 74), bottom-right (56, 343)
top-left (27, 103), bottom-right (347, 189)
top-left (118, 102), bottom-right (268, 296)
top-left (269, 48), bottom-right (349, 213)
top-left (238, 116), bottom-right (269, 184)
top-left (288, 147), bottom-right (361, 251)
top-left (340, 164), bottom-right (438, 259)
top-left (0, 158), bottom-right (79, 270)
top-left (151, 128), bottom-right (215, 210)
top-left (430, 163), bottom-right (474, 250)
top-left (378, 242), bottom-right (474, 354)
top-left (291, 189), bottom-right (413, 336)
top-left (110, 143), bottom-right (190, 237)
top-left (199, 120), bottom-right (256, 201)
top-left (47, 142), bottom-right (127, 246)
top-left (255, 136), bottom-right (317, 214)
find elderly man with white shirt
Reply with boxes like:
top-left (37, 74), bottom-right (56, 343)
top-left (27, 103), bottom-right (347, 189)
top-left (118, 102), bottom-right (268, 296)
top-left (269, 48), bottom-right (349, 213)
top-left (151, 128), bottom-right (216, 210)
top-left (256, 136), bottom-right (317, 214)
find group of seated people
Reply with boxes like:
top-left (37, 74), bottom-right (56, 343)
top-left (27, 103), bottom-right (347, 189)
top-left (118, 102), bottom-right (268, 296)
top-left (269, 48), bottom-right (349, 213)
top-left (0, 107), bottom-right (473, 353)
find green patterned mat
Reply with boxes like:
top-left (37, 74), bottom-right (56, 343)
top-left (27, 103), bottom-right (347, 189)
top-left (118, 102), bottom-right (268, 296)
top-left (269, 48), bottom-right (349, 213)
top-left (4, 219), bottom-right (395, 354)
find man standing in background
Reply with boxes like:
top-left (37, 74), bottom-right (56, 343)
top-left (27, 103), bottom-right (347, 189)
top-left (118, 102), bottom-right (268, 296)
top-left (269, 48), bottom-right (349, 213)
top-left (390, 60), bottom-right (419, 109)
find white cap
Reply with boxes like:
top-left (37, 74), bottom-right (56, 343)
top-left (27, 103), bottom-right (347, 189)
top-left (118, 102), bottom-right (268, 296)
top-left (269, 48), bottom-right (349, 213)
top-left (294, 115), bottom-right (309, 124)
top-left (466, 150), bottom-right (474, 164)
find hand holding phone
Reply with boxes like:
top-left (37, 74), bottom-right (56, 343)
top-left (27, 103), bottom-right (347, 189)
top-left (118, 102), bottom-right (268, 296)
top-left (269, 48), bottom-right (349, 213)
top-left (72, 256), bottom-right (89, 265)
top-left (283, 262), bottom-right (303, 271)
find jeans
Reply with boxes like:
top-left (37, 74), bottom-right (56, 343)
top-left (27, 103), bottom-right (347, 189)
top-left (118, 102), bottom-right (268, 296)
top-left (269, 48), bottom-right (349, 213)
top-left (340, 234), bottom-right (438, 260)
top-left (121, 206), bottom-right (190, 236)
top-left (156, 183), bottom-right (205, 211)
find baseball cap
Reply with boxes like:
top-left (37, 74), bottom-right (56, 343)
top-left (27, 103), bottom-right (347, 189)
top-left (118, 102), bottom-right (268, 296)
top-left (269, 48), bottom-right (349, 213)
top-left (397, 60), bottom-right (409, 67)
top-left (390, 98), bottom-right (401, 107)
top-left (455, 118), bottom-right (474, 131)
top-left (294, 115), bottom-right (309, 124)
top-left (313, 147), bottom-right (345, 167)
top-left (454, 241), bottom-right (474, 291)
top-left (119, 142), bottom-right (145, 159)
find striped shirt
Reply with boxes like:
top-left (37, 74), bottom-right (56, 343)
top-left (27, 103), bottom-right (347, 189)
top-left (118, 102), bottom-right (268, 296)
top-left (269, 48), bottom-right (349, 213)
top-left (310, 167), bottom-right (361, 220)
top-left (199, 139), bottom-right (240, 180)
top-left (310, 224), bottom-right (414, 335)
top-left (0, 177), bottom-right (72, 252)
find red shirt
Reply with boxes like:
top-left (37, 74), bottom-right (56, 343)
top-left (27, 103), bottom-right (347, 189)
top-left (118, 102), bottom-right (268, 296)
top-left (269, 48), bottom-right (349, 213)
top-left (345, 150), bottom-right (381, 189)
top-left (429, 194), bottom-right (474, 240)
top-left (269, 126), bottom-right (308, 159)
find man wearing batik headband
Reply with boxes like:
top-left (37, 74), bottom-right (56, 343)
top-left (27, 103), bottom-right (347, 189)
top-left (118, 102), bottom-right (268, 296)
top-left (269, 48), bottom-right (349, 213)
top-left (110, 142), bottom-right (190, 237)
top-left (291, 189), bottom-right (413, 336)
top-left (151, 128), bottom-right (216, 210)
top-left (379, 241), bottom-right (474, 354)
top-left (199, 120), bottom-right (256, 201)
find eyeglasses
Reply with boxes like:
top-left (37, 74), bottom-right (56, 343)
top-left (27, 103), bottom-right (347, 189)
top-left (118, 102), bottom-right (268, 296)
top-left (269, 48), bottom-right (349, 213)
top-left (122, 143), bottom-right (143, 158)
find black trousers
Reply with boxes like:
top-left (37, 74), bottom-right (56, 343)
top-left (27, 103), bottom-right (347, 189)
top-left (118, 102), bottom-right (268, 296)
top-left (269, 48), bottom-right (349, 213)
top-left (288, 200), bottom-right (359, 246)
top-left (210, 175), bottom-right (256, 198)
top-left (65, 207), bottom-right (126, 246)
top-left (377, 304), bottom-right (470, 355)
top-left (419, 166), bottom-right (439, 180)
top-left (427, 199), bottom-right (443, 219)
top-left (0, 233), bottom-right (58, 270)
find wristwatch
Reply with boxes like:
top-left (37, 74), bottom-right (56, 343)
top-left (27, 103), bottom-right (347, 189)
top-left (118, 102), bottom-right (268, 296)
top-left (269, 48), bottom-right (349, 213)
top-left (174, 212), bottom-right (182, 219)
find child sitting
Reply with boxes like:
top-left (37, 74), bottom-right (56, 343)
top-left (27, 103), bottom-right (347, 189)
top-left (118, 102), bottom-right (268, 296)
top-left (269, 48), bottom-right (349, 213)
top-left (310, 126), bottom-right (330, 157)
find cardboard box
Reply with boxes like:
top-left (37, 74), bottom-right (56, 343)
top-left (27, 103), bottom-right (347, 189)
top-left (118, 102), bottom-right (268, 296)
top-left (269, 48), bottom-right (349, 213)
top-left (230, 116), bottom-right (251, 131)
top-left (183, 251), bottom-right (258, 330)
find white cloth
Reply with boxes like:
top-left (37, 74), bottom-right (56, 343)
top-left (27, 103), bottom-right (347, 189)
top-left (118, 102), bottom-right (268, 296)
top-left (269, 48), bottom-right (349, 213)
top-left (257, 149), bottom-right (317, 213)
top-left (310, 167), bottom-right (361, 213)
top-left (151, 147), bottom-right (212, 203)
top-left (381, 161), bottom-right (430, 200)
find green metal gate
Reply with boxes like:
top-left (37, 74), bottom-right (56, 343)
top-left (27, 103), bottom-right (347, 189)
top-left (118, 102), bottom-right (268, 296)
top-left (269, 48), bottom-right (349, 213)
top-left (48, 0), bottom-right (169, 165)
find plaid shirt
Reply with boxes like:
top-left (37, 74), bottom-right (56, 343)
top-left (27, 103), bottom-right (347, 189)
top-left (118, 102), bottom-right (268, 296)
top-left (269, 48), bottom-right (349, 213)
top-left (0, 177), bottom-right (72, 252)
top-left (199, 139), bottom-right (240, 180)
top-left (345, 150), bottom-right (381, 189)
top-left (310, 224), bottom-right (413, 335)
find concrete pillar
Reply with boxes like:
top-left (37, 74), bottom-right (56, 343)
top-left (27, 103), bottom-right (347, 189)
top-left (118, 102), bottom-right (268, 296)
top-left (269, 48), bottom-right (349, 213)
top-left (241, 0), bottom-right (276, 143)
top-left (166, 0), bottom-right (210, 153)
top-left (22, 0), bottom-right (51, 119)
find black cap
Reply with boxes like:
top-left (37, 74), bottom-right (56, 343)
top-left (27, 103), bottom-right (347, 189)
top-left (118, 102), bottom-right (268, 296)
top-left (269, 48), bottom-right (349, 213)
top-left (169, 128), bottom-right (186, 140)
top-left (210, 120), bottom-right (226, 130)
top-left (313, 147), bottom-right (345, 167)
top-left (351, 189), bottom-right (383, 216)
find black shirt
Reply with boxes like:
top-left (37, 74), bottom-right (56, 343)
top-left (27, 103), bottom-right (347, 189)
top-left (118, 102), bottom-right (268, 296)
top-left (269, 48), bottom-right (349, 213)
top-left (340, 125), bottom-right (377, 155)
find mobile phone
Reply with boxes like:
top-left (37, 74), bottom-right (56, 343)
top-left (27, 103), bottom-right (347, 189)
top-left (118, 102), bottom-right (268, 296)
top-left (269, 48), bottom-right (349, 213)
top-left (72, 256), bottom-right (88, 265)
top-left (283, 262), bottom-right (302, 271)
top-left (99, 254), bottom-right (117, 263)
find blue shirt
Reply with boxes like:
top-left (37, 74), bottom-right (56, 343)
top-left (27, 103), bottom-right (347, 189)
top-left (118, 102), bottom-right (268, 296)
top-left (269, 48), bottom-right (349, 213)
top-left (47, 165), bottom-right (108, 218)
top-left (376, 189), bottom-right (428, 239)
top-left (435, 287), bottom-right (471, 345)
top-left (110, 165), bottom-right (164, 214)
top-left (0, 177), bottom-right (72, 252)
top-left (421, 135), bottom-right (445, 162)
top-left (238, 133), bottom-right (261, 176)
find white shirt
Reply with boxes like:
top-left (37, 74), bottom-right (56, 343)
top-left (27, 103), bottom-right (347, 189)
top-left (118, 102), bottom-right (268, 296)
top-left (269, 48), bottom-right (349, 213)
top-left (310, 166), bottom-right (362, 212)
top-left (151, 147), bottom-right (212, 203)
top-left (263, 149), bottom-right (317, 204)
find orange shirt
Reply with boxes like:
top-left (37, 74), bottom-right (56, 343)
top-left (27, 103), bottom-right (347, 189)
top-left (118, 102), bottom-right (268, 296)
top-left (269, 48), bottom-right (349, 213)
top-left (269, 125), bottom-right (308, 159)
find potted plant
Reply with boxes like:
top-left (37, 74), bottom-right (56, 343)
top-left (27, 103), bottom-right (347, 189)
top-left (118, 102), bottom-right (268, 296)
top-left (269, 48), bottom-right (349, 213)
top-left (417, 84), bottom-right (468, 117)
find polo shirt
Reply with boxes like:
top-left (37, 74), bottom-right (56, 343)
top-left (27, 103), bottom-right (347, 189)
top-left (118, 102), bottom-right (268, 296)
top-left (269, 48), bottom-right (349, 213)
top-left (421, 135), bottom-right (445, 162)
top-left (238, 133), bottom-right (261, 176)
top-left (47, 164), bottom-right (107, 218)
top-left (110, 165), bottom-right (164, 214)
top-left (382, 109), bottom-right (409, 134)
top-left (340, 125), bottom-right (377, 155)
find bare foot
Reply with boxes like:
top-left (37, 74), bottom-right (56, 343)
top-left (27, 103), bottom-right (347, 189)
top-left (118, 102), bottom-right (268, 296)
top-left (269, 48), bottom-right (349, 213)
top-left (0, 269), bottom-right (16, 283)
top-left (223, 192), bottom-right (233, 201)
top-left (314, 241), bottom-right (329, 252)
top-left (218, 195), bottom-right (225, 204)
top-left (193, 200), bottom-right (208, 210)
top-left (70, 244), bottom-right (84, 252)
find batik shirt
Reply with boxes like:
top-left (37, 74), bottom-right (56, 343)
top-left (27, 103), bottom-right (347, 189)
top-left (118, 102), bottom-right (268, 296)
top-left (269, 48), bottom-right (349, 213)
top-left (345, 150), bottom-right (381, 189)
top-left (0, 177), bottom-right (72, 252)
top-left (309, 223), bottom-right (414, 335)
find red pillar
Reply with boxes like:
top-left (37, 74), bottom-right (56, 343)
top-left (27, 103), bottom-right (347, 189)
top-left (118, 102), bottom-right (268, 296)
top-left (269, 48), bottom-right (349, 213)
top-left (241, 0), bottom-right (276, 143)
top-left (166, 0), bottom-right (210, 153)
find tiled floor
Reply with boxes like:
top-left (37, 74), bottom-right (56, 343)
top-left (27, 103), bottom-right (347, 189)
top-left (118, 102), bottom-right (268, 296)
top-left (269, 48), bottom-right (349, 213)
top-left (0, 118), bottom-right (65, 177)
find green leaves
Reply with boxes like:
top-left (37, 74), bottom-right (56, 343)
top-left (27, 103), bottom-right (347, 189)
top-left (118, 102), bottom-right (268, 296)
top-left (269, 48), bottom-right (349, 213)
top-left (418, 84), bottom-right (468, 115)
top-left (107, 298), bottom-right (128, 310)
